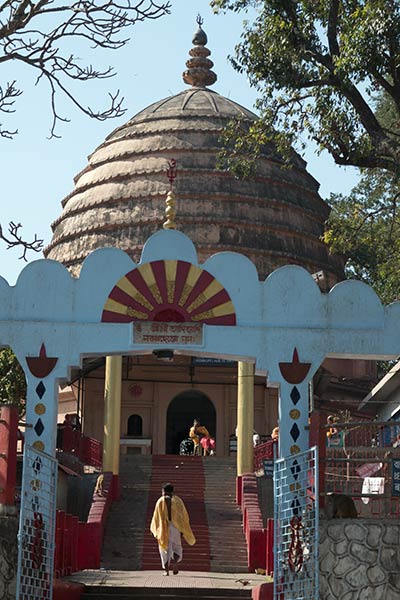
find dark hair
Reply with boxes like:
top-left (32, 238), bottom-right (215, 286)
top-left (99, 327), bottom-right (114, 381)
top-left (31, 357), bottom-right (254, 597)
top-left (162, 483), bottom-right (173, 494)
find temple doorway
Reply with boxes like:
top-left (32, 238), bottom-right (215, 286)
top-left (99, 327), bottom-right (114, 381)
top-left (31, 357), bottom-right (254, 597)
top-left (165, 390), bottom-right (216, 454)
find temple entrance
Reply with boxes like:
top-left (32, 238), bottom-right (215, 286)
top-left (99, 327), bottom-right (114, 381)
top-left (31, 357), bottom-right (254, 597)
top-left (165, 390), bottom-right (216, 454)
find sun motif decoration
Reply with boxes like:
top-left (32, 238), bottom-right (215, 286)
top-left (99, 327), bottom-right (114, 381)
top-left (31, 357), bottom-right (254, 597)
top-left (101, 260), bottom-right (236, 326)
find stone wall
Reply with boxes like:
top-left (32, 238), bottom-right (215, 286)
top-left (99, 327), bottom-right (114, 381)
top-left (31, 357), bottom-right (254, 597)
top-left (320, 520), bottom-right (400, 599)
top-left (0, 515), bottom-right (18, 600)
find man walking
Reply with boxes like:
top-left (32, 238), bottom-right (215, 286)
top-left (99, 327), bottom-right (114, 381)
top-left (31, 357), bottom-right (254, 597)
top-left (150, 483), bottom-right (196, 575)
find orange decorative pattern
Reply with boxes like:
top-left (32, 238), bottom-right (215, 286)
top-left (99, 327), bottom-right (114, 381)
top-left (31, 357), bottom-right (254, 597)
top-left (102, 260), bottom-right (236, 326)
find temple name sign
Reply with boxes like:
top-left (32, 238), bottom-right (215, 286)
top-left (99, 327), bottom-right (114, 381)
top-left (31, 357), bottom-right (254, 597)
top-left (133, 322), bottom-right (203, 345)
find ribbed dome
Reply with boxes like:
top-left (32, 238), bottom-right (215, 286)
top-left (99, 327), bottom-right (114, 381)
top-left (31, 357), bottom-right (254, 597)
top-left (45, 24), bottom-right (344, 286)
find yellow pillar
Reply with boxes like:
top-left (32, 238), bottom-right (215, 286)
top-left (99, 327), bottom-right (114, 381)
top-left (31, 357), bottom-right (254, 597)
top-left (103, 355), bottom-right (122, 475)
top-left (237, 361), bottom-right (254, 476)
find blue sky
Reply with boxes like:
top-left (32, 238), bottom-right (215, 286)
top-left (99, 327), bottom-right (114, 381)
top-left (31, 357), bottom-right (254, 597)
top-left (0, 0), bottom-right (359, 284)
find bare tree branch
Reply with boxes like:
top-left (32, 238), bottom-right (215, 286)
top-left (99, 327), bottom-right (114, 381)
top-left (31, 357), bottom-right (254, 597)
top-left (0, 0), bottom-right (171, 137)
top-left (0, 221), bottom-right (44, 260)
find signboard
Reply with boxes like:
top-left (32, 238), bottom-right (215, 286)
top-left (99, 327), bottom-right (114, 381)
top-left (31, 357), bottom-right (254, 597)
top-left (193, 357), bottom-right (236, 366)
top-left (392, 459), bottom-right (400, 496)
top-left (263, 459), bottom-right (274, 478)
top-left (133, 322), bottom-right (203, 345)
top-left (326, 431), bottom-right (344, 448)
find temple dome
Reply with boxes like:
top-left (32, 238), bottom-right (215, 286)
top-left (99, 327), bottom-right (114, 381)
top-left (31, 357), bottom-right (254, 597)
top-left (45, 22), bottom-right (344, 286)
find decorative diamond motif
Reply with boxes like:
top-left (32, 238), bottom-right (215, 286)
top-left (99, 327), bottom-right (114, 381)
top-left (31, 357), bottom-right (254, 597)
top-left (31, 496), bottom-right (40, 512)
top-left (36, 381), bottom-right (46, 399)
top-left (290, 386), bottom-right (300, 405)
top-left (290, 459), bottom-right (301, 480)
top-left (291, 497), bottom-right (301, 515)
top-left (32, 457), bottom-right (42, 474)
top-left (34, 418), bottom-right (44, 437)
top-left (290, 423), bottom-right (300, 442)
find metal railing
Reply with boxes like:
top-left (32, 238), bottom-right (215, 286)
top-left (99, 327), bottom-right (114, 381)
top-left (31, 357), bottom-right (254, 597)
top-left (274, 447), bottom-right (319, 600)
top-left (320, 419), bottom-right (400, 518)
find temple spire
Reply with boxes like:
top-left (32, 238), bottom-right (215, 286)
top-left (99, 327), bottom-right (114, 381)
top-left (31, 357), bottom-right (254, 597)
top-left (182, 15), bottom-right (217, 88)
top-left (163, 159), bottom-right (177, 230)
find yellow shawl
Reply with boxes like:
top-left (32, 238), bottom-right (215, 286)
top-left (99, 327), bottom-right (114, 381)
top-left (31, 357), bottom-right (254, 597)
top-left (150, 495), bottom-right (196, 551)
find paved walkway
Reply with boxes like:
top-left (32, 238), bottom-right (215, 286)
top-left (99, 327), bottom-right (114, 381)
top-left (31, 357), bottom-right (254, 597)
top-left (69, 569), bottom-right (269, 590)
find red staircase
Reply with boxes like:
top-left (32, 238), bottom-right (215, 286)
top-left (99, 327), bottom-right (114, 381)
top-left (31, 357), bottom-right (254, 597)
top-left (141, 455), bottom-right (211, 572)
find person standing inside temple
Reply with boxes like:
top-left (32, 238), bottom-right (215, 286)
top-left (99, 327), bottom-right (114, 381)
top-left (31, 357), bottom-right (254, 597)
top-left (150, 483), bottom-right (196, 575)
top-left (189, 418), bottom-right (216, 455)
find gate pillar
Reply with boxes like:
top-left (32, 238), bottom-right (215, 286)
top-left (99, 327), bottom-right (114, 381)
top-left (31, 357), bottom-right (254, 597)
top-left (237, 361), bottom-right (254, 476)
top-left (17, 343), bottom-right (60, 600)
top-left (103, 355), bottom-right (122, 498)
top-left (277, 348), bottom-right (312, 458)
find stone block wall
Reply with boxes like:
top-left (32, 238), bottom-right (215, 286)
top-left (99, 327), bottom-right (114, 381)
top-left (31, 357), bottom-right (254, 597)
top-left (320, 520), bottom-right (400, 599)
top-left (0, 515), bottom-right (18, 600)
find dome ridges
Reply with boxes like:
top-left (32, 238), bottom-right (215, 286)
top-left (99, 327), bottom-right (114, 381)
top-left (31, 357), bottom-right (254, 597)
top-left (105, 89), bottom-right (256, 138)
top-left (45, 216), bottom-right (334, 266)
top-left (51, 186), bottom-right (328, 236)
top-left (88, 122), bottom-right (231, 158)
top-left (60, 159), bottom-right (323, 199)
top-left (53, 177), bottom-right (327, 238)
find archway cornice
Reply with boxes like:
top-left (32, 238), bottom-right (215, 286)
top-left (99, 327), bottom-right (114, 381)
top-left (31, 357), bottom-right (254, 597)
top-left (0, 228), bottom-right (397, 380)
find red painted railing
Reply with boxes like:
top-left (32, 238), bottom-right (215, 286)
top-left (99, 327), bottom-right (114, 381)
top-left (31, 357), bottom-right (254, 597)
top-left (54, 511), bottom-right (79, 577)
top-left (58, 425), bottom-right (102, 469)
top-left (254, 440), bottom-right (276, 474)
top-left (54, 472), bottom-right (113, 575)
top-left (240, 473), bottom-right (266, 571)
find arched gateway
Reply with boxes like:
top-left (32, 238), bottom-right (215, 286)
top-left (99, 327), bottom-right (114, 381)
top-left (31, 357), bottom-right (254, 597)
top-left (166, 390), bottom-right (216, 454)
top-left (3, 228), bottom-right (400, 598)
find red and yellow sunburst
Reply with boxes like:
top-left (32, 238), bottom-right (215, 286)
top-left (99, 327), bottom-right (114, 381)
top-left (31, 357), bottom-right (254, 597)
top-left (101, 260), bottom-right (236, 325)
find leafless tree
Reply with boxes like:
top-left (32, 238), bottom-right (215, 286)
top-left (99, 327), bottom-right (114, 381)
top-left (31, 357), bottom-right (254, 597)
top-left (0, 221), bottom-right (43, 260)
top-left (0, 0), bottom-right (171, 138)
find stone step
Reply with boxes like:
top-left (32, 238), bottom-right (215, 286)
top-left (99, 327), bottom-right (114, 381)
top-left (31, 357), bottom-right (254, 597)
top-left (81, 586), bottom-right (252, 599)
top-left (102, 455), bottom-right (253, 574)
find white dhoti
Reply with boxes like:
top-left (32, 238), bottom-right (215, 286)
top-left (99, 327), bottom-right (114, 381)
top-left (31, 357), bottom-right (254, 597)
top-left (158, 522), bottom-right (183, 569)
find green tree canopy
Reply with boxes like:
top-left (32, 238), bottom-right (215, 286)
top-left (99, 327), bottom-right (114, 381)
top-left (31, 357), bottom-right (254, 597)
top-left (324, 171), bottom-right (400, 304)
top-left (212, 0), bottom-right (400, 174)
top-left (0, 348), bottom-right (26, 418)
top-left (324, 92), bottom-right (400, 304)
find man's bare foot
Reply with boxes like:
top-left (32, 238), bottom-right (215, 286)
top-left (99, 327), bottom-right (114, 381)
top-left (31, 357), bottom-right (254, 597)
top-left (163, 570), bottom-right (169, 576)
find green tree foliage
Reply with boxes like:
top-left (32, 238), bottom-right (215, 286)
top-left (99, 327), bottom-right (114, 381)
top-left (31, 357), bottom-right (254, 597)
top-left (324, 172), bottom-right (400, 303)
top-left (212, 0), bottom-right (400, 174)
top-left (0, 348), bottom-right (26, 418)
top-left (324, 92), bottom-right (400, 304)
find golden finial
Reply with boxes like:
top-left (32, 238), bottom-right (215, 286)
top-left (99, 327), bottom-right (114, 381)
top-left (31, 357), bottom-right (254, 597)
top-left (163, 159), bottom-right (177, 230)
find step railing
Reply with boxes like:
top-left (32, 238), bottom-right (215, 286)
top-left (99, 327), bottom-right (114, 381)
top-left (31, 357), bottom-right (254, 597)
top-left (239, 473), bottom-right (266, 572)
top-left (54, 472), bottom-right (113, 575)
top-left (57, 424), bottom-right (102, 469)
top-left (253, 439), bottom-right (276, 474)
